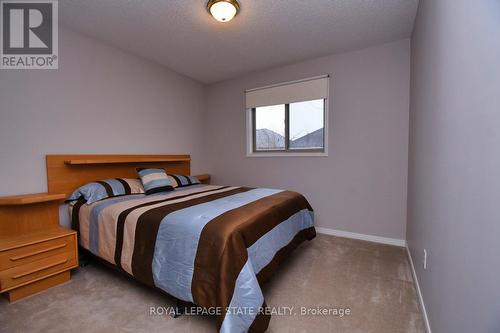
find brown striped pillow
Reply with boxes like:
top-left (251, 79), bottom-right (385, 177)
top-left (167, 174), bottom-right (201, 188)
top-left (67, 178), bottom-right (144, 204)
top-left (137, 168), bottom-right (174, 195)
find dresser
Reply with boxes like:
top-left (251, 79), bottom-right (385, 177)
top-left (0, 193), bottom-right (78, 302)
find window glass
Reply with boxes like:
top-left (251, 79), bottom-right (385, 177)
top-left (289, 99), bottom-right (324, 149)
top-left (254, 104), bottom-right (285, 150)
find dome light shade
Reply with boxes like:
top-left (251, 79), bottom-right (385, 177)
top-left (207, 0), bottom-right (240, 23)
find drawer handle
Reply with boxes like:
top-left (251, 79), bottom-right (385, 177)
top-left (10, 243), bottom-right (67, 261)
top-left (12, 259), bottom-right (68, 279)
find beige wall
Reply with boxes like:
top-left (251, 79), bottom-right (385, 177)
top-left (0, 28), bottom-right (411, 241)
top-left (0, 28), bottom-right (207, 196)
top-left (407, 1), bottom-right (500, 332)
top-left (205, 39), bottom-right (410, 240)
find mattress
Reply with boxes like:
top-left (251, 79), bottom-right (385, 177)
top-left (72, 184), bottom-right (315, 332)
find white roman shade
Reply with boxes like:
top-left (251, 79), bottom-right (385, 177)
top-left (245, 75), bottom-right (329, 109)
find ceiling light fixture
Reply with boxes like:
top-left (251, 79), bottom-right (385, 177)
top-left (207, 0), bottom-right (240, 23)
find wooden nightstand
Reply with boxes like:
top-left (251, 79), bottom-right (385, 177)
top-left (194, 174), bottom-right (210, 184)
top-left (0, 193), bottom-right (78, 302)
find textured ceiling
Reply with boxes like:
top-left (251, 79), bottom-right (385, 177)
top-left (59, 0), bottom-right (419, 83)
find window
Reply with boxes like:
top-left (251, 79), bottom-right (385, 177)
top-left (246, 76), bottom-right (329, 156)
top-left (252, 99), bottom-right (326, 152)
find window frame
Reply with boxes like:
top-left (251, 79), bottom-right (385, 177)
top-left (247, 98), bottom-right (329, 157)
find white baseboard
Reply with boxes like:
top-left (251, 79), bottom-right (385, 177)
top-left (315, 227), bottom-right (406, 247)
top-left (406, 245), bottom-right (432, 333)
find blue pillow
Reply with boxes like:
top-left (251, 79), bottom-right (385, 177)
top-left (68, 178), bottom-right (144, 204)
top-left (137, 168), bottom-right (174, 195)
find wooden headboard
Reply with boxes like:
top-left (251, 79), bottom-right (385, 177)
top-left (46, 154), bottom-right (191, 196)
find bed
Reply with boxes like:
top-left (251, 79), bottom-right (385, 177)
top-left (46, 155), bottom-right (316, 333)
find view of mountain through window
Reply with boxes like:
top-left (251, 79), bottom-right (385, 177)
top-left (254, 99), bottom-right (325, 151)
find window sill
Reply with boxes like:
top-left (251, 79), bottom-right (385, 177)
top-left (246, 151), bottom-right (328, 158)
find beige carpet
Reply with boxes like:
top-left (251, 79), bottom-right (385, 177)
top-left (0, 234), bottom-right (425, 333)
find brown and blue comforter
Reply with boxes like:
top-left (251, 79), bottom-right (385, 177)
top-left (72, 184), bottom-right (315, 332)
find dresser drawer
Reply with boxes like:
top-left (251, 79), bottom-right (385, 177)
top-left (0, 251), bottom-right (76, 292)
top-left (0, 234), bottom-right (76, 271)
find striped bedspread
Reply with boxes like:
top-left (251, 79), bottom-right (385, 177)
top-left (72, 184), bottom-right (315, 332)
